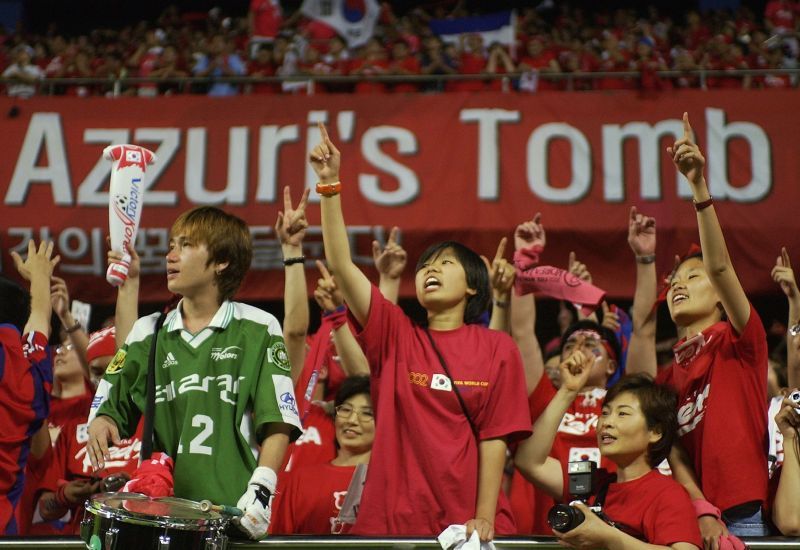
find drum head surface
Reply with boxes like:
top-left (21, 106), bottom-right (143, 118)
top-left (87, 493), bottom-right (224, 526)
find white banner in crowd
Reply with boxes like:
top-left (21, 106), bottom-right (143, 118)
top-left (300, 0), bottom-right (381, 48)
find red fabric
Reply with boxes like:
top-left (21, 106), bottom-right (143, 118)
top-left (250, 0), bottom-right (283, 38)
top-left (0, 328), bottom-right (51, 535)
top-left (450, 53), bottom-right (486, 92)
top-left (590, 470), bottom-right (702, 546)
top-left (351, 58), bottom-right (390, 94)
top-left (765, 0), bottom-right (800, 30)
top-left (271, 462), bottom-right (355, 534)
top-left (657, 304), bottom-right (768, 511)
top-left (280, 403), bottom-right (336, 474)
top-left (86, 327), bottom-right (116, 363)
top-left (31, 419), bottom-right (142, 535)
top-left (122, 451), bottom-right (174, 497)
top-left (350, 285), bottom-right (531, 536)
top-left (392, 57), bottom-right (421, 93)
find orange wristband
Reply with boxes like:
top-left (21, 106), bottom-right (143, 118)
top-left (316, 181), bottom-right (341, 197)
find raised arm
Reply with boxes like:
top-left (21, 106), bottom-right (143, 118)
top-left (314, 260), bottom-right (369, 377)
top-left (625, 206), bottom-right (658, 376)
top-left (772, 392), bottom-right (800, 535)
top-left (11, 240), bottom-right (60, 337)
top-left (510, 214), bottom-right (546, 394)
top-left (514, 341), bottom-right (593, 499)
top-left (276, 186), bottom-right (311, 384)
top-left (312, 123), bottom-right (372, 326)
top-left (50, 276), bottom-right (89, 369)
top-left (373, 226), bottom-right (407, 305)
top-left (483, 237), bottom-right (514, 333)
top-left (568, 251), bottom-right (598, 323)
top-left (668, 113), bottom-right (750, 333)
top-left (772, 247), bottom-right (800, 388)
top-left (111, 241), bottom-right (140, 347)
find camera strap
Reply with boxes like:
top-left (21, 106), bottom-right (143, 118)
top-left (424, 328), bottom-right (478, 438)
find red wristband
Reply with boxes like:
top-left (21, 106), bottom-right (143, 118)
top-left (693, 196), bottom-right (713, 211)
top-left (692, 498), bottom-right (721, 519)
top-left (316, 181), bottom-right (342, 197)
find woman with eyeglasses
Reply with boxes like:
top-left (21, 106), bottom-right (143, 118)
top-left (270, 376), bottom-right (374, 534)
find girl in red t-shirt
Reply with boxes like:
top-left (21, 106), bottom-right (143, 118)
top-left (309, 122), bottom-right (531, 542)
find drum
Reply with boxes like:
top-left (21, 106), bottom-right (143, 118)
top-left (80, 493), bottom-right (229, 550)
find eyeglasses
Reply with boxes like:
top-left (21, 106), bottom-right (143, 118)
top-left (55, 343), bottom-right (75, 355)
top-left (334, 404), bottom-right (375, 423)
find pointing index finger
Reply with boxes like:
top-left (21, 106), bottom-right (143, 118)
top-left (316, 259), bottom-right (331, 280)
top-left (494, 237), bottom-right (507, 262)
top-left (283, 186), bottom-right (293, 212)
top-left (682, 112), bottom-right (692, 140)
top-left (317, 121), bottom-right (330, 143)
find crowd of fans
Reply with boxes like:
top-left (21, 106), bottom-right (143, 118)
top-left (2, 1), bottom-right (800, 98)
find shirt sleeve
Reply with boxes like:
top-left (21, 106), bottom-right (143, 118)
top-left (729, 303), bottom-right (767, 368)
top-left (474, 332), bottom-right (533, 443)
top-left (350, 284), bottom-right (412, 378)
top-left (253, 323), bottom-right (302, 443)
top-left (93, 342), bottom-right (144, 439)
top-left (529, 373), bottom-right (558, 421)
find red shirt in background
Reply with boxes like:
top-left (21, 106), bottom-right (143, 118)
top-left (250, 0), bottom-right (282, 39)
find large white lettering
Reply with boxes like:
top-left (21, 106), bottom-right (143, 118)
top-left (359, 126), bottom-right (420, 206)
top-left (460, 108), bottom-right (521, 200)
top-left (527, 123), bottom-right (591, 203)
top-left (7, 113), bottom-right (72, 205)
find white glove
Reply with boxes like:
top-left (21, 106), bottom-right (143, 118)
top-left (235, 466), bottom-right (277, 539)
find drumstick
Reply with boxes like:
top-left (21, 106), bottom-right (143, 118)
top-left (199, 500), bottom-right (243, 517)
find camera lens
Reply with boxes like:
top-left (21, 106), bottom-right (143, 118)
top-left (548, 504), bottom-right (585, 532)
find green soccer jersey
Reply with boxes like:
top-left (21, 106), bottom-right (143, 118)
top-left (90, 300), bottom-right (302, 506)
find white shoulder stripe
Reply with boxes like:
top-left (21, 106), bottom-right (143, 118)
top-left (231, 302), bottom-right (282, 333)
top-left (125, 311), bottom-right (170, 345)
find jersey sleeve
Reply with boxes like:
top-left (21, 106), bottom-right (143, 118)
top-left (91, 342), bottom-right (145, 439)
top-left (253, 320), bottom-right (302, 444)
top-left (474, 332), bottom-right (533, 443)
top-left (529, 373), bottom-right (558, 422)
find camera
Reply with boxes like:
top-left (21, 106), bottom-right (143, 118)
top-left (790, 390), bottom-right (800, 407)
top-left (548, 461), bottom-right (602, 532)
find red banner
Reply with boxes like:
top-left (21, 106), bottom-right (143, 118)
top-left (0, 91), bottom-right (796, 304)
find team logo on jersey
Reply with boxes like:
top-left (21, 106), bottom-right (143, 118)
top-left (211, 346), bottom-right (241, 361)
top-left (269, 341), bottom-right (291, 372)
top-left (430, 373), bottom-right (452, 392)
top-left (105, 349), bottom-right (127, 375)
top-left (162, 352), bottom-right (178, 369)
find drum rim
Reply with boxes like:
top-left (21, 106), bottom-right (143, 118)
top-left (85, 493), bottom-right (228, 530)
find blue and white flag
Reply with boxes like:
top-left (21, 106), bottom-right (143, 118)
top-left (301, 0), bottom-right (381, 48)
top-left (429, 11), bottom-right (516, 48)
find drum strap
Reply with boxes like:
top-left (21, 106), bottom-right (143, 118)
top-left (141, 306), bottom-right (170, 460)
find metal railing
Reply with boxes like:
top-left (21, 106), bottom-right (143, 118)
top-left (2, 68), bottom-right (799, 97)
top-left (1, 537), bottom-right (800, 549)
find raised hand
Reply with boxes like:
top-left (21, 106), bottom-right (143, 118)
top-left (50, 276), bottom-right (71, 321)
top-left (559, 338), bottom-right (594, 393)
top-left (627, 206), bottom-right (656, 257)
top-left (106, 238), bottom-right (141, 281)
top-left (601, 301), bottom-right (621, 332)
top-left (372, 226), bottom-right (407, 280)
top-left (482, 238), bottom-right (514, 300)
top-left (314, 260), bottom-right (344, 313)
top-left (309, 122), bottom-right (341, 185)
top-left (775, 389), bottom-right (800, 439)
top-left (11, 240), bottom-right (60, 282)
top-left (667, 112), bottom-right (705, 186)
top-left (568, 251), bottom-right (592, 283)
top-left (514, 212), bottom-right (545, 252)
top-left (772, 247), bottom-right (798, 300)
top-left (275, 186), bottom-right (310, 247)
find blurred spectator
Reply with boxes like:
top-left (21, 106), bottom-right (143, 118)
top-left (248, 44), bottom-right (278, 94)
top-left (127, 29), bottom-right (163, 97)
top-left (420, 36), bottom-right (456, 92)
top-left (149, 45), bottom-right (188, 95)
top-left (485, 42), bottom-right (515, 91)
top-left (192, 34), bottom-right (246, 96)
top-left (451, 33), bottom-right (486, 92)
top-left (518, 37), bottom-right (561, 92)
top-left (349, 38), bottom-right (389, 94)
top-left (248, 0), bottom-right (283, 57)
top-left (3, 46), bottom-right (44, 98)
top-left (389, 41), bottom-right (421, 93)
top-left (765, 0), bottom-right (800, 35)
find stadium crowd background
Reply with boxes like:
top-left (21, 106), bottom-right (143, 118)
top-left (2, 0), bottom-right (800, 98)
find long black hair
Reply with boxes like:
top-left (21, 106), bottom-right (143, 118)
top-left (415, 241), bottom-right (490, 325)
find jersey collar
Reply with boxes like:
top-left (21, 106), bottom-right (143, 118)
top-left (167, 300), bottom-right (234, 333)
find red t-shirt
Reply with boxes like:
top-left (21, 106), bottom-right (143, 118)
top-left (766, 0), bottom-right (800, 30)
top-left (589, 470), bottom-right (702, 546)
top-left (510, 377), bottom-right (616, 534)
top-left (0, 327), bottom-right (51, 534)
top-left (271, 462), bottom-right (355, 534)
top-left (657, 305), bottom-right (768, 512)
top-left (250, 0), bottom-right (282, 38)
top-left (351, 286), bottom-right (531, 536)
top-left (281, 403), bottom-right (336, 473)
top-left (392, 57), bottom-right (421, 93)
top-left (450, 52), bottom-right (486, 92)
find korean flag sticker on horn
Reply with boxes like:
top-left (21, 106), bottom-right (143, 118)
top-left (104, 144), bottom-right (157, 287)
